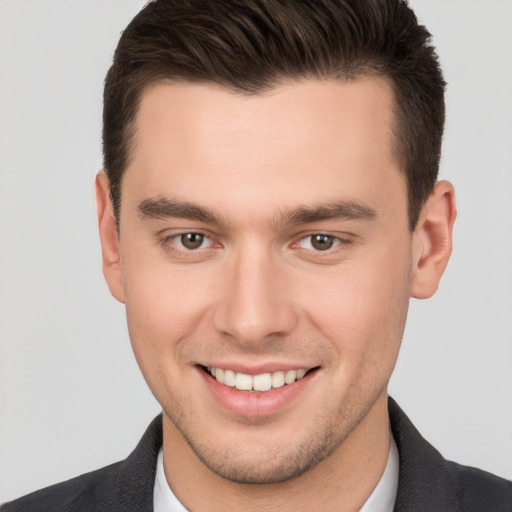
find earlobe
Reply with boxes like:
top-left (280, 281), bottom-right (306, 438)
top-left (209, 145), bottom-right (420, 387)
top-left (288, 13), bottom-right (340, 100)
top-left (410, 180), bottom-right (457, 299)
top-left (95, 172), bottom-right (125, 303)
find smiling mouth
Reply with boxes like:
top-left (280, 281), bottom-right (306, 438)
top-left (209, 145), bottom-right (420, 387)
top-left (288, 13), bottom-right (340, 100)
top-left (201, 366), bottom-right (316, 392)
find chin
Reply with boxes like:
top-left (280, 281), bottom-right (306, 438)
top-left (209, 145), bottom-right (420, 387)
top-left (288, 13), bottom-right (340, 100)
top-left (167, 406), bottom-right (358, 485)
top-left (188, 436), bottom-right (335, 484)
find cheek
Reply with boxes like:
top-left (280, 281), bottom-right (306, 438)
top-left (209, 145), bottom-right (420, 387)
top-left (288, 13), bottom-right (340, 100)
top-left (120, 249), bottom-right (214, 358)
top-left (120, 258), bottom-right (216, 406)
top-left (300, 249), bottom-right (411, 363)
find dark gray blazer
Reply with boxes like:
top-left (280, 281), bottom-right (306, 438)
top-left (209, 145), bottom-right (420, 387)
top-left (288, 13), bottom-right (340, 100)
top-left (2, 398), bottom-right (511, 511)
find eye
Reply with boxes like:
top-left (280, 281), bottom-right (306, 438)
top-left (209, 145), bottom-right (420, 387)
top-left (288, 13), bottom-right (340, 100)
top-left (298, 234), bottom-right (341, 251)
top-left (175, 233), bottom-right (210, 250)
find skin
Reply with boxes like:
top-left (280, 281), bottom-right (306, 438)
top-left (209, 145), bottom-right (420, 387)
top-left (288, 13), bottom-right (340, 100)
top-left (96, 77), bottom-right (456, 511)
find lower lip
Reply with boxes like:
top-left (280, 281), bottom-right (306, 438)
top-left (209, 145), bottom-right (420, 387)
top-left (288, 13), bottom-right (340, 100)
top-left (199, 367), bottom-right (317, 417)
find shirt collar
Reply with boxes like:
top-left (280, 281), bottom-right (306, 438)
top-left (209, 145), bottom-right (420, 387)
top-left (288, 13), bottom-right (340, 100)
top-left (359, 433), bottom-right (399, 512)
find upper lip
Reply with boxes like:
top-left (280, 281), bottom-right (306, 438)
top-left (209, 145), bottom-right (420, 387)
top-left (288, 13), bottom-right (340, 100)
top-left (199, 362), bottom-right (318, 375)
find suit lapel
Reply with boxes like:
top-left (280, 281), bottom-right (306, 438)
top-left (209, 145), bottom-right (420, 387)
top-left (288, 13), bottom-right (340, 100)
top-left (389, 398), bottom-right (461, 512)
top-left (105, 415), bottom-right (163, 512)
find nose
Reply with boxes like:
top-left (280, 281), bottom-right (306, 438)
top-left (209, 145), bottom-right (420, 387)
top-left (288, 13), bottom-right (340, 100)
top-left (212, 244), bottom-right (297, 348)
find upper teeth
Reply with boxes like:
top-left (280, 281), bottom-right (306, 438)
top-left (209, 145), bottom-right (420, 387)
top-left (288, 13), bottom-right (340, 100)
top-left (208, 367), bottom-right (308, 392)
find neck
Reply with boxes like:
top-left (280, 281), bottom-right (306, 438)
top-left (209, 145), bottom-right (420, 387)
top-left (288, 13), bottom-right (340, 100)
top-left (162, 392), bottom-right (391, 512)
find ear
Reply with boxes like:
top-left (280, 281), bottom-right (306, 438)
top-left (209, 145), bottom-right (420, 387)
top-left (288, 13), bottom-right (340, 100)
top-left (95, 172), bottom-right (125, 303)
top-left (410, 180), bottom-right (457, 299)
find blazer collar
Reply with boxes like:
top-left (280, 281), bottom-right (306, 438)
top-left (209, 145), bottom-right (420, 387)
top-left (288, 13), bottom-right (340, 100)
top-left (109, 415), bottom-right (163, 512)
top-left (389, 397), bottom-right (461, 512)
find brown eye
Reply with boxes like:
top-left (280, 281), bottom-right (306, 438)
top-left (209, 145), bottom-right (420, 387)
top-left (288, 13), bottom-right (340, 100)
top-left (310, 234), bottom-right (335, 251)
top-left (180, 233), bottom-right (205, 250)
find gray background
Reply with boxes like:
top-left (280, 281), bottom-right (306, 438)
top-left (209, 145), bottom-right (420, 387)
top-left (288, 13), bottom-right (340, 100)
top-left (1, 0), bottom-right (511, 503)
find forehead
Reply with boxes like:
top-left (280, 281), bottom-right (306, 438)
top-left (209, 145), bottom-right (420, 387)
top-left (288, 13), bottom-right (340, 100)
top-left (133, 77), bottom-right (396, 158)
top-left (123, 77), bottom-right (405, 223)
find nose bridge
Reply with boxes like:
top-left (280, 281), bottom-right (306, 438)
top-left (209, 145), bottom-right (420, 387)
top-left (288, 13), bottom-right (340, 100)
top-left (212, 240), bottom-right (296, 345)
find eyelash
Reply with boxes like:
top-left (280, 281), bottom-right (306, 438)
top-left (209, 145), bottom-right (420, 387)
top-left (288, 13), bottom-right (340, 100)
top-left (160, 232), bottom-right (216, 253)
top-left (159, 231), bottom-right (351, 256)
top-left (294, 234), bottom-right (344, 252)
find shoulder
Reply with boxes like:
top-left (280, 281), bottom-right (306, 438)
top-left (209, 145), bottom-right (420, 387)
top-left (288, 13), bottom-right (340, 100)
top-left (446, 460), bottom-right (512, 511)
top-left (0, 461), bottom-right (123, 512)
top-left (1, 415), bottom-right (162, 512)
top-left (388, 397), bottom-right (512, 511)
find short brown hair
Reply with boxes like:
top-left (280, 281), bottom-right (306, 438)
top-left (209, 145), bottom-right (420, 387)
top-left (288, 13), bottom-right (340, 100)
top-left (103, 0), bottom-right (446, 230)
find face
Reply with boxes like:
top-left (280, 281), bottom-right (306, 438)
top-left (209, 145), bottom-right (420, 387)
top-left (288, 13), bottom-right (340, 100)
top-left (108, 78), bottom-right (415, 483)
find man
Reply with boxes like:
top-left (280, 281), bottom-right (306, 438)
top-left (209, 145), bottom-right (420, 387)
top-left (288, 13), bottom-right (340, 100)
top-left (2, 0), bottom-right (511, 510)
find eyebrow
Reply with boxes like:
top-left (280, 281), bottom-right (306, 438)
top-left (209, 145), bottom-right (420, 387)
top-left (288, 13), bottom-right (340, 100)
top-left (137, 196), bottom-right (377, 227)
top-left (138, 197), bottom-right (224, 225)
top-left (280, 201), bottom-right (377, 225)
